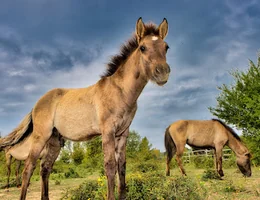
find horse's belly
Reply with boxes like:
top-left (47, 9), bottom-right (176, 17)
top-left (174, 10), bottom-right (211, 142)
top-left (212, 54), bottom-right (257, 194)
top-left (9, 137), bottom-right (33, 160)
top-left (54, 104), bottom-right (100, 141)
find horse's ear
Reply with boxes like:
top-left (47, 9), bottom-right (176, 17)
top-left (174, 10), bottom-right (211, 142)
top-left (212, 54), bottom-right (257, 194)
top-left (158, 18), bottom-right (168, 40)
top-left (136, 17), bottom-right (145, 43)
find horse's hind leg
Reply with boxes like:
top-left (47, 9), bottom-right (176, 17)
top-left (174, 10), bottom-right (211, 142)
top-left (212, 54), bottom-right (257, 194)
top-left (166, 152), bottom-right (174, 176)
top-left (15, 160), bottom-right (22, 188)
top-left (175, 143), bottom-right (186, 176)
top-left (20, 129), bottom-right (53, 200)
top-left (5, 153), bottom-right (12, 189)
top-left (40, 143), bottom-right (61, 200)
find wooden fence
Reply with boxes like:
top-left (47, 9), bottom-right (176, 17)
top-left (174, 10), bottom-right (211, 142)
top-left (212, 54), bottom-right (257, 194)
top-left (182, 148), bottom-right (233, 163)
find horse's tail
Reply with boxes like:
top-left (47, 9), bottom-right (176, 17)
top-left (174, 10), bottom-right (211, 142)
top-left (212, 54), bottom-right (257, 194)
top-left (0, 111), bottom-right (33, 151)
top-left (164, 126), bottom-right (176, 175)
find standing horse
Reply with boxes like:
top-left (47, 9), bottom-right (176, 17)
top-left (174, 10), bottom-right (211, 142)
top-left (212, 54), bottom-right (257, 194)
top-left (0, 17), bottom-right (170, 200)
top-left (165, 119), bottom-right (251, 177)
top-left (3, 124), bottom-right (64, 191)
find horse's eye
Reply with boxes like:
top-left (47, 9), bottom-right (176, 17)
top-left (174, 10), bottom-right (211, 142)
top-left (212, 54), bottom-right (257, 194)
top-left (140, 45), bottom-right (146, 52)
top-left (166, 45), bottom-right (170, 52)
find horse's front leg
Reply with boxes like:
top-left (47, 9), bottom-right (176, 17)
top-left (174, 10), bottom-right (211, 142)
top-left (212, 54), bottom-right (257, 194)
top-left (115, 128), bottom-right (128, 200)
top-left (102, 132), bottom-right (116, 200)
top-left (215, 147), bottom-right (224, 177)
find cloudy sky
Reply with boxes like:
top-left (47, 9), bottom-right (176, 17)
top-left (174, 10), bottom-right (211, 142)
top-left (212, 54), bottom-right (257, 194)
top-left (0, 0), bottom-right (259, 151)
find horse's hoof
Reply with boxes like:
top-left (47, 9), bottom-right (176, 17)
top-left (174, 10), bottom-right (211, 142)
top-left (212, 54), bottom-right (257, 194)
top-left (219, 170), bottom-right (224, 177)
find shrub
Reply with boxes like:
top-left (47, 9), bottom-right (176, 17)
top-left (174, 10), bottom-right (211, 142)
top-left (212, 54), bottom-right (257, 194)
top-left (62, 172), bottom-right (206, 200)
top-left (201, 169), bottom-right (221, 181)
top-left (55, 180), bottom-right (61, 185)
top-left (133, 161), bottom-right (160, 173)
top-left (193, 156), bottom-right (214, 169)
top-left (62, 181), bottom-right (99, 200)
top-left (127, 172), bottom-right (206, 200)
top-left (64, 168), bottom-right (80, 179)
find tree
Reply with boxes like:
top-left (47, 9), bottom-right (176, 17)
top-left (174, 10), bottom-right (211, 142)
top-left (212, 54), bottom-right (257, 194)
top-left (138, 137), bottom-right (153, 161)
top-left (209, 55), bottom-right (260, 165)
top-left (84, 136), bottom-right (103, 169)
top-left (59, 140), bottom-right (73, 164)
top-left (126, 130), bottom-right (141, 158)
top-left (72, 142), bottom-right (85, 165)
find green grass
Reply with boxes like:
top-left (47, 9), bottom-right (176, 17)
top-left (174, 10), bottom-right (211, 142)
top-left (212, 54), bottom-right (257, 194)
top-left (0, 167), bottom-right (259, 200)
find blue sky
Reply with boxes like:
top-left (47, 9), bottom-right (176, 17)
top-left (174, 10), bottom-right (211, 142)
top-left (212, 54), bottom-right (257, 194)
top-left (0, 0), bottom-right (260, 151)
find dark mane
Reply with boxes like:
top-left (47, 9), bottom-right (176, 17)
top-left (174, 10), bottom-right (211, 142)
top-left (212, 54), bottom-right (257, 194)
top-left (212, 119), bottom-right (241, 141)
top-left (101, 23), bottom-right (159, 78)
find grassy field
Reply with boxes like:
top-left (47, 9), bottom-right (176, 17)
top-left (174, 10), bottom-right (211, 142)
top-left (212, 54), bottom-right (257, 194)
top-left (0, 167), bottom-right (259, 200)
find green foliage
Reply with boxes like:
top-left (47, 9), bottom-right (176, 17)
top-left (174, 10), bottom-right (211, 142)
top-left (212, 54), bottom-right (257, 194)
top-left (62, 172), bottom-right (206, 200)
top-left (201, 169), bottom-right (222, 181)
top-left (126, 130), bottom-right (141, 158)
top-left (64, 168), bottom-right (80, 179)
top-left (72, 143), bottom-right (85, 165)
top-left (193, 156), bottom-right (214, 169)
top-left (59, 140), bottom-right (73, 164)
top-left (133, 160), bottom-right (160, 173)
top-left (55, 179), bottom-right (61, 185)
top-left (62, 180), bottom-right (99, 200)
top-left (83, 137), bottom-right (103, 171)
top-left (62, 175), bottom-right (108, 200)
top-left (222, 180), bottom-right (246, 193)
top-left (138, 137), bottom-right (153, 161)
top-left (127, 172), bottom-right (206, 199)
top-left (209, 55), bottom-right (260, 165)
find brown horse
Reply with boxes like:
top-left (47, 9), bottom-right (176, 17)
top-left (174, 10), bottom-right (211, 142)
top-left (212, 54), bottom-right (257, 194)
top-left (3, 123), bottom-right (64, 191)
top-left (0, 17), bottom-right (170, 200)
top-left (165, 119), bottom-right (251, 177)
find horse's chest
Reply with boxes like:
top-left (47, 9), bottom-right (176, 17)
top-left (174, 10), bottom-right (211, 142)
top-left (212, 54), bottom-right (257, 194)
top-left (114, 109), bottom-right (136, 134)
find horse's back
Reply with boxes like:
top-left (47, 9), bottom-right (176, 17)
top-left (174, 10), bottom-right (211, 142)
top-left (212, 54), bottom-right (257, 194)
top-left (169, 120), bottom-right (229, 147)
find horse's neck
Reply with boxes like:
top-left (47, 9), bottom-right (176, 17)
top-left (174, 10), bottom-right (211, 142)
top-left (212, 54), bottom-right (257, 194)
top-left (111, 52), bottom-right (148, 106)
top-left (227, 133), bottom-right (247, 156)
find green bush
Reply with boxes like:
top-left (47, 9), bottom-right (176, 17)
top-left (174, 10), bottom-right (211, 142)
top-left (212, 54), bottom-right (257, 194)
top-left (55, 180), bottom-right (61, 185)
top-left (201, 169), bottom-right (221, 181)
top-left (62, 180), bottom-right (99, 200)
top-left (222, 154), bottom-right (237, 168)
top-left (62, 171), bottom-right (206, 200)
top-left (127, 172), bottom-right (205, 200)
top-left (193, 156), bottom-right (214, 169)
top-left (133, 161), bottom-right (160, 173)
top-left (64, 168), bottom-right (80, 179)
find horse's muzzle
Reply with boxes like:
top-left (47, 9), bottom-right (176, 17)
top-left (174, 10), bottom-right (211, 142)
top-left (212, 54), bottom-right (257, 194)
top-left (154, 63), bottom-right (170, 86)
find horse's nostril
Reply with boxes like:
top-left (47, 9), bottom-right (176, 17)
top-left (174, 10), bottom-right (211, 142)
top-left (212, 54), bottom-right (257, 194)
top-left (167, 66), bottom-right (171, 73)
top-left (156, 67), bottom-right (161, 74)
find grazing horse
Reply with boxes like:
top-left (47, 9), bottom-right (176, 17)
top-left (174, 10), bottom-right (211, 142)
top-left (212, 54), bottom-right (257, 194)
top-left (0, 17), bottom-right (170, 200)
top-left (165, 119), bottom-right (251, 177)
top-left (1, 118), bottom-right (64, 196)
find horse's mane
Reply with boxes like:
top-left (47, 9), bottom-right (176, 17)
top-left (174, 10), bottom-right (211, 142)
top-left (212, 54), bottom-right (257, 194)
top-left (101, 23), bottom-right (160, 78)
top-left (212, 119), bottom-right (241, 141)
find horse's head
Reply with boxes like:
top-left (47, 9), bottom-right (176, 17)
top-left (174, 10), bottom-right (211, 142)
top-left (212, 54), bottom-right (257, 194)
top-left (135, 18), bottom-right (170, 86)
top-left (236, 152), bottom-right (251, 177)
